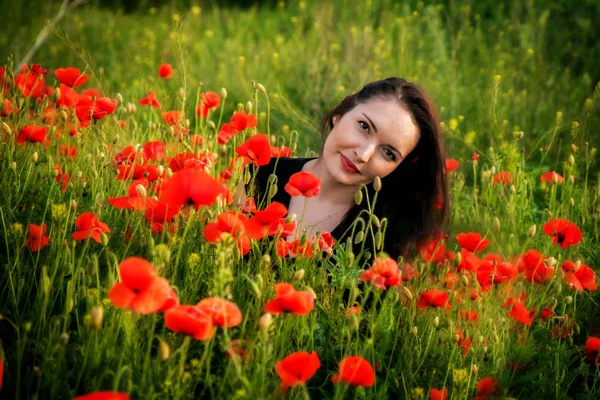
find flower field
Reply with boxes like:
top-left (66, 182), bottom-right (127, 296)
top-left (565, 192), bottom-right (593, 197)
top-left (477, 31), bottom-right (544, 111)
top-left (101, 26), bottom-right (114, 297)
top-left (1, 1), bottom-right (600, 399)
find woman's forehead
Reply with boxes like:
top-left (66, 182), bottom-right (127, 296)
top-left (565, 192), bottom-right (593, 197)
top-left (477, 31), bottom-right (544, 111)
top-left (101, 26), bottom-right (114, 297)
top-left (351, 100), bottom-right (420, 142)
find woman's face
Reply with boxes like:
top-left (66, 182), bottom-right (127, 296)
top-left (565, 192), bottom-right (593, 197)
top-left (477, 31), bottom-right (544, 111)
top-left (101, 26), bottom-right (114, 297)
top-left (321, 98), bottom-right (420, 187)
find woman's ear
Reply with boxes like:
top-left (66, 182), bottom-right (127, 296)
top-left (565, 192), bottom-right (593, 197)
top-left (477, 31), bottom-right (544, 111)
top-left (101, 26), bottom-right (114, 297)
top-left (332, 114), bottom-right (340, 126)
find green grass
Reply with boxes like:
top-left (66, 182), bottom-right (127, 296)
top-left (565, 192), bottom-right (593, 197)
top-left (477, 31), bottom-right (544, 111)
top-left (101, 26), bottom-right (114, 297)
top-left (0, 0), bottom-right (600, 399)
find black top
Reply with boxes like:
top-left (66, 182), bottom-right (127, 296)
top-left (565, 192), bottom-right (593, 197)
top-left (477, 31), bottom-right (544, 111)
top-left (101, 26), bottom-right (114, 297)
top-left (245, 157), bottom-right (345, 241)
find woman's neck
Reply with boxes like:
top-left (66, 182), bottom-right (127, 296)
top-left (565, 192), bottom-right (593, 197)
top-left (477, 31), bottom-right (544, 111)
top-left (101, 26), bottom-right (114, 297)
top-left (302, 157), bottom-right (358, 207)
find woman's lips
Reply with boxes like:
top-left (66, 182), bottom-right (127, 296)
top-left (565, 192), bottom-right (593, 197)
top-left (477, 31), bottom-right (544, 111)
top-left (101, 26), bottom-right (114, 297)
top-left (340, 154), bottom-right (359, 174)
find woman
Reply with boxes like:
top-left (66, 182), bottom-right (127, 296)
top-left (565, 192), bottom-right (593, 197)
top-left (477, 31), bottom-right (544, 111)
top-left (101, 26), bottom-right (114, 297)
top-left (236, 77), bottom-right (449, 261)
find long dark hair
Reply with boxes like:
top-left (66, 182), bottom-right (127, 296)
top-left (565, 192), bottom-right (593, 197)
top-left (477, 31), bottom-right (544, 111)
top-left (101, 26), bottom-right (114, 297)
top-left (319, 78), bottom-right (449, 261)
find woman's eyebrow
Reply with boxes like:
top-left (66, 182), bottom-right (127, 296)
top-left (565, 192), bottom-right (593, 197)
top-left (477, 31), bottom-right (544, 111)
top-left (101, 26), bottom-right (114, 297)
top-left (362, 113), bottom-right (378, 133)
top-left (363, 113), bottom-right (404, 159)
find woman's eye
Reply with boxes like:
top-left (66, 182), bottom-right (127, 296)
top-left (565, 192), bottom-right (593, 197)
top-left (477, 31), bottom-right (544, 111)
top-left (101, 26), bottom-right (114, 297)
top-left (359, 121), bottom-right (369, 132)
top-left (384, 148), bottom-right (396, 161)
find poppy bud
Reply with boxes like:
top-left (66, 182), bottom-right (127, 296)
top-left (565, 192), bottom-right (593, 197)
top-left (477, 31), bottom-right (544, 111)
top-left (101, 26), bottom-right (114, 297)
top-left (471, 364), bottom-right (479, 375)
top-left (59, 109), bottom-right (68, 120)
top-left (116, 93), bottom-right (123, 103)
top-left (159, 339), bottom-right (171, 360)
top-left (246, 101), bottom-right (252, 113)
top-left (568, 175), bottom-right (575, 184)
top-left (59, 332), bottom-right (70, 345)
top-left (432, 316), bottom-right (439, 328)
top-left (293, 269), bottom-right (305, 281)
top-left (248, 280), bottom-right (261, 298)
top-left (349, 314), bottom-right (360, 331)
top-left (401, 286), bottom-right (413, 300)
top-left (575, 259), bottom-right (581, 268)
top-left (493, 216), bottom-right (501, 232)
top-left (71, 199), bottom-right (77, 210)
top-left (490, 166), bottom-right (496, 174)
top-left (546, 256), bottom-right (557, 267)
top-left (373, 176), bottom-right (382, 192)
top-left (565, 296), bottom-right (573, 304)
top-left (411, 326), bottom-right (418, 335)
top-left (258, 313), bottom-right (273, 331)
top-left (354, 190), bottom-right (363, 205)
top-left (2, 121), bottom-right (12, 135)
top-left (89, 306), bottom-right (104, 330)
top-left (285, 213), bottom-right (296, 224)
top-left (460, 274), bottom-right (469, 286)
top-left (569, 197), bottom-right (574, 207)
top-left (510, 185), bottom-right (516, 194)
top-left (255, 82), bottom-right (266, 93)
top-left (157, 165), bottom-right (165, 177)
top-left (32, 152), bottom-right (38, 163)
top-left (592, 148), bottom-right (597, 157)
top-left (166, 167), bottom-right (174, 178)
top-left (207, 120), bottom-right (216, 130)
top-left (41, 266), bottom-right (50, 295)
top-left (53, 87), bottom-right (61, 102)
top-left (220, 87), bottom-right (228, 99)
top-left (178, 87), bottom-right (185, 99)
top-left (375, 231), bottom-right (383, 249)
top-left (101, 232), bottom-right (109, 246)
top-left (168, 126), bottom-right (175, 136)
top-left (568, 155), bottom-right (575, 166)
top-left (370, 214), bottom-right (381, 228)
top-left (135, 184), bottom-right (147, 198)
top-left (11, 161), bottom-right (17, 170)
top-left (528, 224), bottom-right (536, 237)
top-left (354, 231), bottom-right (364, 244)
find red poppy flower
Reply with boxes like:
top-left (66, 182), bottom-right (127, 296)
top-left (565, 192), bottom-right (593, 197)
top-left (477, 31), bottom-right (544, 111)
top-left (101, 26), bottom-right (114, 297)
top-left (142, 141), bottom-right (166, 161)
top-left (15, 64), bottom-right (47, 97)
top-left (445, 158), bottom-right (459, 173)
top-left (543, 218), bottom-right (582, 248)
top-left (74, 392), bottom-right (129, 400)
top-left (289, 239), bottom-right (314, 258)
top-left (330, 356), bottom-right (375, 387)
top-left (264, 283), bottom-right (314, 315)
top-left (540, 171), bottom-right (564, 183)
top-left (197, 91), bottom-right (221, 117)
top-left (523, 260), bottom-right (554, 284)
top-left (26, 223), bottom-right (50, 251)
top-left (284, 171), bottom-right (321, 197)
top-left (197, 297), bottom-right (242, 328)
top-left (540, 308), bottom-right (554, 321)
top-left (455, 329), bottom-right (472, 357)
top-left (58, 144), bottom-right (77, 159)
top-left (472, 152), bottom-right (480, 161)
top-left (430, 388), bottom-right (448, 400)
top-left (561, 260), bottom-right (597, 291)
top-left (276, 239), bottom-right (292, 258)
top-left (459, 309), bottom-right (478, 322)
top-left (584, 337), bottom-right (600, 363)
top-left (315, 231), bottom-right (335, 255)
top-left (190, 134), bottom-right (204, 146)
top-left (164, 305), bottom-right (214, 340)
top-left (139, 91), bottom-right (162, 108)
top-left (107, 257), bottom-right (178, 314)
top-left (0, 66), bottom-right (10, 94)
top-left (161, 111), bottom-right (182, 126)
top-left (516, 249), bottom-right (547, 273)
top-left (456, 232), bottom-right (490, 252)
top-left (203, 211), bottom-right (251, 255)
top-left (271, 145), bottom-right (292, 158)
top-left (56, 83), bottom-right (79, 108)
top-left (276, 351), bottom-right (321, 393)
top-left (503, 297), bottom-right (532, 326)
top-left (230, 110), bottom-right (258, 131)
top-left (158, 63), bottom-right (173, 79)
top-left (72, 212), bottom-right (110, 243)
top-left (16, 124), bottom-right (47, 144)
top-left (160, 168), bottom-right (223, 209)
top-left (476, 261), bottom-right (518, 291)
top-left (417, 236), bottom-right (447, 263)
top-left (418, 289), bottom-right (449, 309)
top-left (491, 171), bottom-right (512, 185)
top-left (244, 202), bottom-right (288, 240)
top-left (235, 134), bottom-right (272, 167)
top-left (360, 255), bottom-right (402, 289)
top-left (474, 377), bottom-right (501, 400)
top-left (267, 217), bottom-right (296, 237)
top-left (108, 179), bottom-right (159, 210)
top-left (457, 248), bottom-right (481, 273)
top-left (217, 122), bottom-right (239, 144)
top-left (55, 67), bottom-right (89, 87)
top-left (1, 98), bottom-right (15, 117)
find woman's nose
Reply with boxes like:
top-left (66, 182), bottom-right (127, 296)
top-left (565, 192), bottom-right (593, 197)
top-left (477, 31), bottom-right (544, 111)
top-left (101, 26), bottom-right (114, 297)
top-left (354, 142), bottom-right (376, 163)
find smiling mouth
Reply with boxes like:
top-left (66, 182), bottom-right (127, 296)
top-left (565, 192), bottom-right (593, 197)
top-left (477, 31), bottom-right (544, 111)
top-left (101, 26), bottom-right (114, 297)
top-left (340, 154), bottom-right (359, 174)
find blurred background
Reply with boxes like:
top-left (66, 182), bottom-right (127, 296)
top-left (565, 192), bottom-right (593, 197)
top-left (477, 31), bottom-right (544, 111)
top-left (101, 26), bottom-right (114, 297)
top-left (2, 0), bottom-right (599, 160)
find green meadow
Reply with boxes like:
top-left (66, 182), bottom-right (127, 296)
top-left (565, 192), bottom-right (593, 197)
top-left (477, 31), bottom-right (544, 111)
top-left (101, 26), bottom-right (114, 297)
top-left (1, 0), bottom-right (599, 399)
